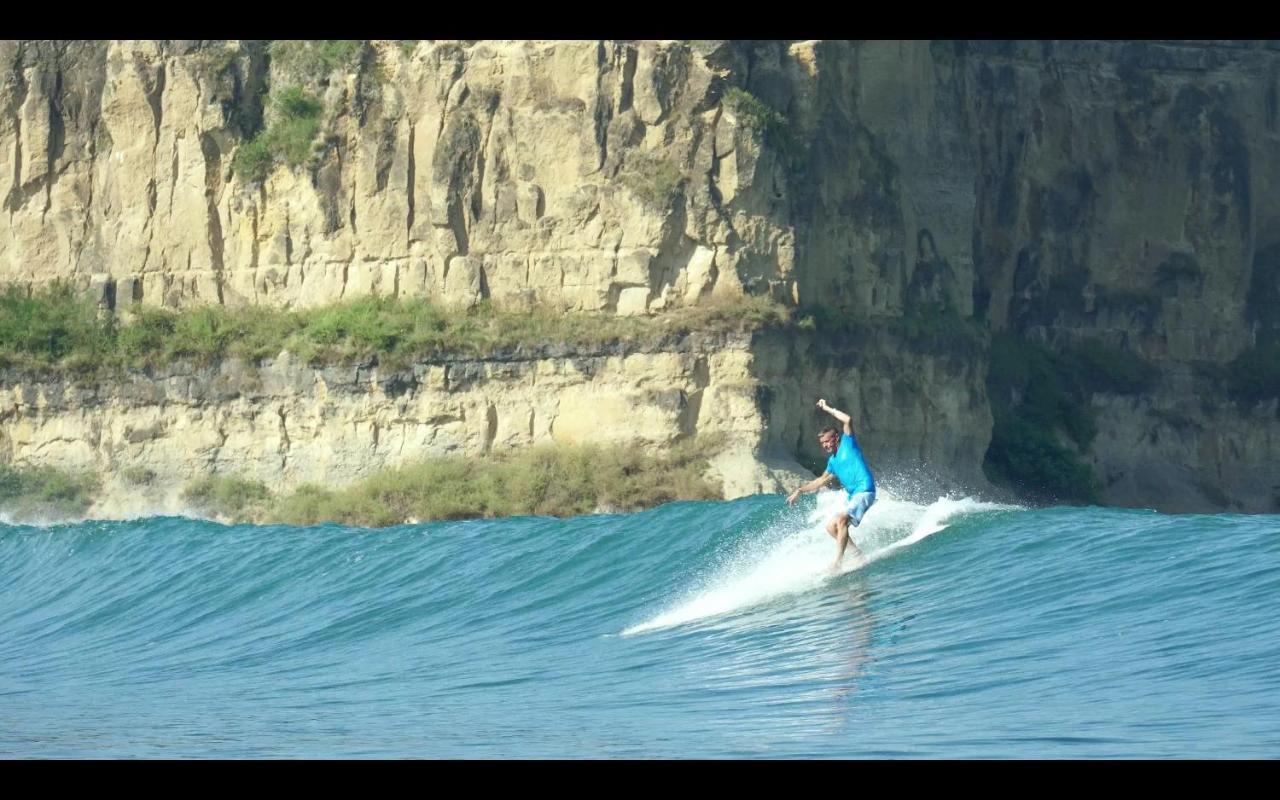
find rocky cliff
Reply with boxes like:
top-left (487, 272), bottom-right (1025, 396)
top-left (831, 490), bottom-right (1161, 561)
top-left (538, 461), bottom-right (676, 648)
top-left (1, 333), bottom-right (821, 518)
top-left (2, 40), bottom-right (1278, 514)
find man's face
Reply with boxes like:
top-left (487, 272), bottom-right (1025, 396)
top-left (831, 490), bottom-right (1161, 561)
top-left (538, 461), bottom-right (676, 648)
top-left (819, 432), bottom-right (839, 454)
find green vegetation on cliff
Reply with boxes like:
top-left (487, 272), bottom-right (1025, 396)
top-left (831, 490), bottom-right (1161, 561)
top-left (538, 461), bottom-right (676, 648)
top-left (4, 283), bottom-right (1192, 513)
top-left (269, 40), bottom-right (365, 80)
top-left (0, 464), bottom-right (99, 519)
top-left (182, 475), bottom-right (273, 520)
top-left (232, 86), bottom-right (325, 182)
top-left (0, 439), bottom-right (722, 525)
top-left (983, 334), bottom-right (1158, 503)
top-left (181, 438), bottom-right (723, 526)
top-left (724, 86), bottom-right (799, 161)
top-left (984, 335), bottom-right (1100, 504)
top-left (619, 150), bottom-right (686, 208)
top-left (0, 284), bottom-right (113, 373)
top-left (0, 283), bottom-right (790, 377)
top-left (231, 41), bottom-right (371, 183)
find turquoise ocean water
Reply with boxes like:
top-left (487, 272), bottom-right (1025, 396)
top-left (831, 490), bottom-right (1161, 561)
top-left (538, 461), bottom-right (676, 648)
top-left (2, 490), bottom-right (1278, 758)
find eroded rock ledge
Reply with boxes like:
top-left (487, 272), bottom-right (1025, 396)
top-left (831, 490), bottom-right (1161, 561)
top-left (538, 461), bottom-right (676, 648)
top-left (3, 40), bottom-right (1280, 514)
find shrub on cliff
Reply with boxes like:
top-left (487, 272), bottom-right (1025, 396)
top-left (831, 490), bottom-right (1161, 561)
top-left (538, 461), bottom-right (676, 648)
top-left (0, 283), bottom-right (114, 373)
top-left (116, 304), bottom-right (302, 369)
top-left (619, 151), bottom-right (686, 209)
top-left (262, 438), bottom-right (724, 526)
top-left (281, 294), bottom-right (788, 367)
top-left (232, 85), bottom-right (325, 183)
top-left (1, 284), bottom-right (791, 375)
top-left (984, 415), bottom-right (1101, 503)
top-left (0, 464), bottom-right (100, 519)
top-left (723, 86), bottom-right (799, 161)
top-left (230, 138), bottom-right (274, 184)
top-left (182, 475), bottom-right (272, 523)
top-left (984, 334), bottom-right (1100, 504)
top-left (269, 40), bottom-right (364, 81)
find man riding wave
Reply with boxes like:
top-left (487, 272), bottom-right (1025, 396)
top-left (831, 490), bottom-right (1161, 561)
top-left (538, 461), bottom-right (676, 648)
top-left (787, 398), bottom-right (877, 571)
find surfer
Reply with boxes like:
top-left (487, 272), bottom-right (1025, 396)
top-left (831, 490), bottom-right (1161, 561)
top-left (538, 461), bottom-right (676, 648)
top-left (787, 398), bottom-right (877, 571)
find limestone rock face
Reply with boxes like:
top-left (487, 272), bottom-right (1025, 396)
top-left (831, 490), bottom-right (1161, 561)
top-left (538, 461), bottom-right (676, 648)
top-left (951, 40), bottom-right (1280, 511)
top-left (0, 40), bottom-right (1001, 323)
top-left (3, 40), bottom-right (1280, 512)
top-left (5, 40), bottom-right (1279, 335)
top-left (0, 40), bottom-right (801, 314)
top-left (751, 329), bottom-right (994, 500)
top-left (1088, 391), bottom-right (1280, 513)
top-left (0, 335), bottom-right (814, 518)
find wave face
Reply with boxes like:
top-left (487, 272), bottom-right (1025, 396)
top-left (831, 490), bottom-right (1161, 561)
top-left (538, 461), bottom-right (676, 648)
top-left (3, 491), bottom-right (1279, 758)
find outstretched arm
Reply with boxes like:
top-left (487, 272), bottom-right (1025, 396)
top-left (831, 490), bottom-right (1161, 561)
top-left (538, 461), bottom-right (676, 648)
top-left (787, 472), bottom-right (834, 505)
top-left (816, 398), bottom-right (853, 435)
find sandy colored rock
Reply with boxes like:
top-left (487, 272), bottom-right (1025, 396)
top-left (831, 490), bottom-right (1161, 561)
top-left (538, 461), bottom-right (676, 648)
top-left (3, 40), bottom-right (1280, 512)
top-left (0, 335), bottom-right (817, 518)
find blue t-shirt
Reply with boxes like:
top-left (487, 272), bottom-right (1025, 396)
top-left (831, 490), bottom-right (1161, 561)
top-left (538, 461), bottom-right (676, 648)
top-left (827, 432), bottom-right (875, 496)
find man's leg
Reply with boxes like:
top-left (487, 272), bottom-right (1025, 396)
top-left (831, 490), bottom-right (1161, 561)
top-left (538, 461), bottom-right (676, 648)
top-left (822, 511), bottom-right (857, 571)
top-left (833, 512), bottom-right (863, 565)
top-left (842, 493), bottom-right (876, 567)
top-left (829, 509), bottom-right (870, 570)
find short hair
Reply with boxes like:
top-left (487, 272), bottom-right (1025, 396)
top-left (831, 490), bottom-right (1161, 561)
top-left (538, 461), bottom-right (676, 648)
top-left (818, 426), bottom-right (840, 440)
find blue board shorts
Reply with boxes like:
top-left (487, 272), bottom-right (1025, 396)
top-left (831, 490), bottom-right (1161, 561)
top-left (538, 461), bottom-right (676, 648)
top-left (845, 491), bottom-right (876, 526)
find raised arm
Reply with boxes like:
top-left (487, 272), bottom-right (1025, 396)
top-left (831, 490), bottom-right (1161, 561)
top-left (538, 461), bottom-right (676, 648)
top-left (816, 398), bottom-right (853, 435)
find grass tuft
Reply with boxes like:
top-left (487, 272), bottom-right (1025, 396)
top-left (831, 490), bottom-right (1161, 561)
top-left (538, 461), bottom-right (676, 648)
top-left (0, 464), bottom-right (100, 519)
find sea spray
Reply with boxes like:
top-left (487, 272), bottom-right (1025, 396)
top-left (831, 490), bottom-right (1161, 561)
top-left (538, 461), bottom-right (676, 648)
top-left (623, 490), bottom-right (1019, 635)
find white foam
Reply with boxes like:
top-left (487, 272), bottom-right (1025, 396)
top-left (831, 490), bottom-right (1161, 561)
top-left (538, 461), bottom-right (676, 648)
top-left (0, 498), bottom-right (224, 528)
top-left (0, 511), bottom-right (84, 528)
top-left (622, 490), bottom-right (1016, 635)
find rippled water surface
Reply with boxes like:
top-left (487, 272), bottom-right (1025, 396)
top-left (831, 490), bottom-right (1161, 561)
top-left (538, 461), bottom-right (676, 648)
top-left (3, 491), bottom-right (1278, 757)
